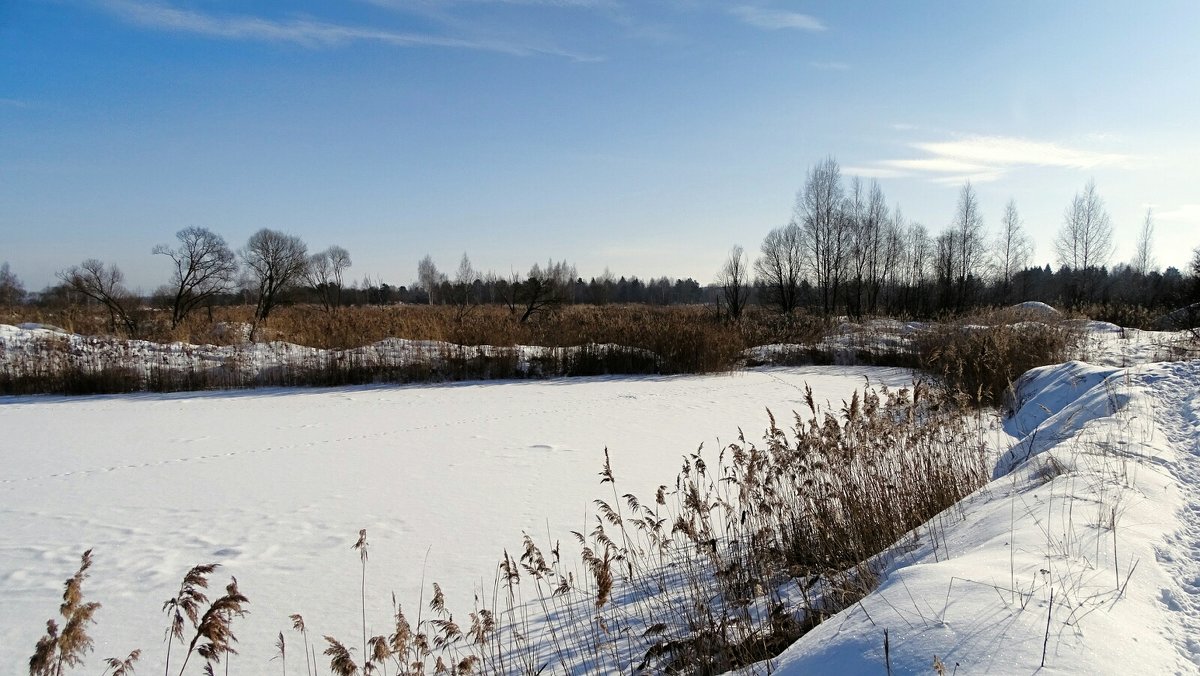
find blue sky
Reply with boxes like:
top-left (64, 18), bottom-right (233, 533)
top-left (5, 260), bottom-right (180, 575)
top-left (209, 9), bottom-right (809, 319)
top-left (2, 0), bottom-right (1198, 291)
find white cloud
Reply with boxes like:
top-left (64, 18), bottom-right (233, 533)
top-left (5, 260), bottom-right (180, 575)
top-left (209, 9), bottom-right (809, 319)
top-left (97, 0), bottom-right (602, 60)
top-left (731, 6), bottom-right (825, 31)
top-left (841, 165), bottom-right (911, 179)
top-left (927, 170), bottom-right (1007, 186)
top-left (1154, 204), bottom-right (1200, 223)
top-left (858, 134), bottom-right (1136, 185)
top-left (912, 136), bottom-right (1132, 171)
top-left (879, 158), bottom-right (994, 174)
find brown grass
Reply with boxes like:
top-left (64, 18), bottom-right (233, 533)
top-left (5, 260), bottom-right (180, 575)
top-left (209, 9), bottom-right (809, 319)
top-left (311, 382), bottom-right (990, 674)
top-left (29, 550), bottom-right (101, 676)
top-left (914, 307), bottom-right (1082, 407)
top-left (0, 304), bottom-right (795, 395)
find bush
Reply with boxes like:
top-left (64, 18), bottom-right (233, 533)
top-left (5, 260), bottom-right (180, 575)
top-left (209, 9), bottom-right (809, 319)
top-left (915, 309), bottom-right (1081, 407)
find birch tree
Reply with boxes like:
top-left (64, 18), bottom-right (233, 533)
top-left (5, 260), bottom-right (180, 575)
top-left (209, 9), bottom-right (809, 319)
top-left (1055, 179), bottom-right (1114, 270)
top-left (1132, 207), bottom-right (1156, 274)
top-left (992, 199), bottom-right (1032, 293)
top-left (796, 156), bottom-right (847, 315)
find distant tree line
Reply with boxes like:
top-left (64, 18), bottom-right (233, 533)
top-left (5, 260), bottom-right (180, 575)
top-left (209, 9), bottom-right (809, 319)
top-left (1, 227), bottom-right (717, 336)
top-left (720, 157), bottom-right (1200, 321)
top-left (3, 155), bottom-right (1200, 337)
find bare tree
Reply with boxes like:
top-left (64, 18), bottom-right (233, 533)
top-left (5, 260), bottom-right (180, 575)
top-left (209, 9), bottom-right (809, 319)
top-left (454, 253), bottom-right (475, 291)
top-left (755, 222), bottom-right (804, 314)
top-left (305, 245), bottom-right (352, 312)
top-left (904, 222), bottom-right (933, 314)
top-left (0, 262), bottom-right (25, 306)
top-left (992, 199), bottom-right (1032, 293)
top-left (951, 182), bottom-right (986, 305)
top-left (796, 156), bottom-right (847, 315)
top-left (718, 245), bottom-right (750, 320)
top-left (241, 229), bottom-right (309, 323)
top-left (153, 227), bottom-right (237, 328)
top-left (1055, 179), bottom-right (1114, 270)
top-left (876, 206), bottom-right (904, 313)
top-left (862, 181), bottom-right (888, 314)
top-left (58, 259), bottom-right (141, 335)
top-left (935, 230), bottom-right (957, 285)
top-left (416, 255), bottom-right (442, 305)
top-left (1132, 207), bottom-right (1156, 274)
top-left (843, 178), bottom-right (865, 314)
top-left (327, 246), bottom-right (351, 304)
top-left (305, 252), bottom-right (333, 310)
top-left (450, 252), bottom-right (477, 320)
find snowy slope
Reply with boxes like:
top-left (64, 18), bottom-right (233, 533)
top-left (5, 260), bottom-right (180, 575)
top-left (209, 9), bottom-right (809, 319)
top-left (756, 359), bottom-right (1200, 675)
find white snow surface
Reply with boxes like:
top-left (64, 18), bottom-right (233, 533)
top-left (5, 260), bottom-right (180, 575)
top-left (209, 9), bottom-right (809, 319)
top-left (4, 319), bottom-right (1200, 674)
top-left (1013, 301), bottom-right (1061, 316)
top-left (0, 365), bottom-right (913, 672)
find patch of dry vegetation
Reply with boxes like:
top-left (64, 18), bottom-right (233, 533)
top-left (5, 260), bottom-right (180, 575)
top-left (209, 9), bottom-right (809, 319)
top-left (915, 307), bottom-right (1082, 407)
top-left (1, 304), bottom-right (769, 394)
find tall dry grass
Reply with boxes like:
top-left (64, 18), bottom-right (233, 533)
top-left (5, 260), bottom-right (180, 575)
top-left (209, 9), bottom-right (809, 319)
top-left (308, 381), bottom-right (991, 674)
top-left (1, 305), bottom-right (769, 395)
top-left (914, 307), bottom-right (1082, 407)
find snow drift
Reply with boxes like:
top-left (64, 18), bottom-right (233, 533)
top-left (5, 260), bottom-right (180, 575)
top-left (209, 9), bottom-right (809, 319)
top-left (756, 359), bottom-right (1200, 674)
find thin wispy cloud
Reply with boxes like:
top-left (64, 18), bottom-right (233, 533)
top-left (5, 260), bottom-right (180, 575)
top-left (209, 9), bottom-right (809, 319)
top-left (914, 136), bottom-right (1132, 171)
top-left (96, 0), bottom-right (602, 61)
top-left (1154, 204), bottom-right (1200, 223)
top-left (862, 134), bottom-right (1136, 185)
top-left (731, 6), bottom-right (825, 32)
top-left (841, 165), bottom-right (910, 179)
top-left (808, 61), bottom-right (849, 71)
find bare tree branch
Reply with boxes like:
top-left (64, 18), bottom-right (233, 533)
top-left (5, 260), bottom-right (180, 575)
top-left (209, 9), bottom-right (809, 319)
top-left (153, 227), bottom-right (237, 328)
top-left (241, 229), bottom-right (308, 324)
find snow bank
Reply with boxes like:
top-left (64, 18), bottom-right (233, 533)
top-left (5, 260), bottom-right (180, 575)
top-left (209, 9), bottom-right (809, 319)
top-left (0, 323), bottom-right (664, 390)
top-left (995, 360), bottom-right (1121, 477)
top-left (1012, 301), bottom-right (1060, 316)
top-left (753, 359), bottom-right (1198, 674)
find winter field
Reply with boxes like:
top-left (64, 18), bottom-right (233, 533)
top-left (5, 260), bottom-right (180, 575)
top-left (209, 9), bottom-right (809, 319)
top-left (2, 363), bottom-right (915, 671)
top-left (3, 319), bottom-right (1200, 673)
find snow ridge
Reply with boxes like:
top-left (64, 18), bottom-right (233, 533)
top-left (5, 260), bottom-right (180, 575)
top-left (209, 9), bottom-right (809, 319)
top-left (758, 359), bottom-right (1197, 675)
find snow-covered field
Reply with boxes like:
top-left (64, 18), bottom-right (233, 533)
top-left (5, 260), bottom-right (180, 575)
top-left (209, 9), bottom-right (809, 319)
top-left (0, 365), bottom-right (914, 671)
top-left (4, 318), bottom-right (1199, 674)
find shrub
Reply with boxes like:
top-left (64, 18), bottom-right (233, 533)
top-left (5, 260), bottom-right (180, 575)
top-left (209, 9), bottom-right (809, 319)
top-left (914, 308), bottom-right (1081, 407)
